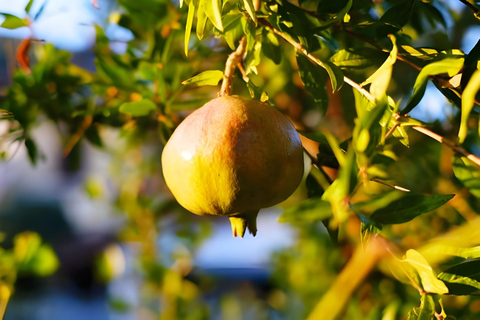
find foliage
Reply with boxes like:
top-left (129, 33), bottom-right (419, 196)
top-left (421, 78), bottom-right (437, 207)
top-left (1, 0), bottom-right (480, 319)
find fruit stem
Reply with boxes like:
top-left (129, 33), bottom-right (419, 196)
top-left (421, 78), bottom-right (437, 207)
top-left (219, 36), bottom-right (247, 97)
top-left (229, 211), bottom-right (259, 238)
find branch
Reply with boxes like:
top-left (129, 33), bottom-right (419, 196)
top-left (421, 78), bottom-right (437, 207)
top-left (219, 37), bottom-right (247, 96)
top-left (458, 0), bottom-right (480, 17)
top-left (412, 126), bottom-right (480, 167)
top-left (258, 18), bottom-right (374, 102)
top-left (259, 18), bottom-right (480, 167)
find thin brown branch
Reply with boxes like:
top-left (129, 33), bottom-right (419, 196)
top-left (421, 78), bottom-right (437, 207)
top-left (412, 126), bottom-right (480, 166)
top-left (458, 0), bottom-right (480, 15)
top-left (258, 18), bottom-right (374, 102)
top-left (219, 37), bottom-right (247, 96)
top-left (63, 116), bottom-right (92, 158)
top-left (370, 178), bottom-right (411, 192)
top-left (259, 17), bottom-right (480, 168)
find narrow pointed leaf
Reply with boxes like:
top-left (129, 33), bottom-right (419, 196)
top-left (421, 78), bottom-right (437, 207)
top-left (203, 0), bottom-right (223, 31)
top-left (402, 58), bottom-right (464, 114)
top-left (459, 69), bottom-right (480, 143)
top-left (182, 70), bottom-right (224, 86)
top-left (452, 154), bottom-right (480, 198)
top-left (369, 194), bottom-right (454, 224)
top-left (243, 0), bottom-right (257, 24)
top-left (184, 1), bottom-right (196, 56)
top-left (0, 13), bottom-right (28, 29)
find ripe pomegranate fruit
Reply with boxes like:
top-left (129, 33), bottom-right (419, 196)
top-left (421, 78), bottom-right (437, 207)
top-left (161, 95), bottom-right (304, 237)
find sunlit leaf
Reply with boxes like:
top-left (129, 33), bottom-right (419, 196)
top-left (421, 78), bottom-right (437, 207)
top-left (196, 6), bottom-right (207, 40)
top-left (182, 70), bottom-right (224, 87)
top-left (25, 0), bottom-right (34, 13)
top-left (458, 69), bottom-right (480, 143)
top-left (119, 99), bottom-right (157, 116)
top-left (330, 49), bottom-right (378, 70)
top-left (402, 58), bottom-right (464, 114)
top-left (184, 0), bottom-right (196, 56)
top-left (323, 61), bottom-right (344, 93)
top-left (404, 249), bottom-right (449, 294)
top-left (362, 35), bottom-right (397, 99)
top-left (460, 40), bottom-right (480, 89)
top-left (202, 0), bottom-right (223, 31)
top-left (243, 0), bottom-right (257, 24)
top-left (0, 13), bottom-right (28, 29)
top-left (452, 154), bottom-right (480, 198)
top-left (407, 295), bottom-right (435, 320)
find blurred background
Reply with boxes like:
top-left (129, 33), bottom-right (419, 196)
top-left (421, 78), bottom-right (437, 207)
top-left (0, 0), bottom-right (480, 319)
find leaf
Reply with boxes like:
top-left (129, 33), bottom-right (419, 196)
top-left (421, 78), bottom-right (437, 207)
top-left (184, 0), bottom-right (196, 56)
top-left (182, 70), bottom-right (224, 87)
top-left (24, 138), bottom-right (37, 165)
top-left (296, 55), bottom-right (329, 114)
top-left (202, 0), bottom-right (223, 31)
top-left (330, 49), bottom-right (378, 70)
top-left (324, 62), bottom-right (344, 93)
top-left (119, 99), bottom-right (157, 117)
top-left (404, 249), bottom-right (449, 294)
top-left (0, 13), bottom-right (28, 29)
top-left (262, 30), bottom-right (281, 64)
top-left (401, 58), bottom-right (464, 114)
top-left (25, 0), bottom-right (35, 13)
top-left (438, 260), bottom-right (480, 295)
top-left (460, 40), bottom-right (480, 89)
top-left (452, 154), bottom-right (480, 198)
top-left (196, 6), bottom-right (207, 40)
top-left (316, 0), bottom-right (352, 29)
top-left (362, 35), bottom-right (397, 99)
top-left (369, 194), bottom-right (454, 224)
top-left (377, 0), bottom-right (414, 37)
top-left (407, 295), bottom-right (435, 320)
top-left (243, 0), bottom-right (257, 24)
top-left (458, 69), bottom-right (480, 143)
top-left (279, 198), bottom-right (333, 223)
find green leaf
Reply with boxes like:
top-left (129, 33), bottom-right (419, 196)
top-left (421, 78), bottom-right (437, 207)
top-left (279, 198), bottom-right (333, 223)
top-left (182, 70), bottom-right (224, 86)
top-left (242, 0), bottom-right (257, 24)
top-left (119, 99), bottom-right (157, 116)
top-left (458, 69), bottom-right (480, 143)
top-left (438, 260), bottom-right (480, 295)
top-left (362, 35), bottom-right (397, 99)
top-left (407, 295), bottom-right (435, 320)
top-left (452, 154), bottom-right (480, 198)
top-left (25, 138), bottom-right (37, 166)
top-left (0, 13), bottom-right (28, 29)
top-left (330, 49), bottom-right (378, 70)
top-left (323, 62), bottom-right (344, 93)
top-left (402, 58), bottom-right (464, 114)
top-left (25, 0), bottom-right (35, 13)
top-left (262, 30), bottom-right (281, 64)
top-left (461, 40), bottom-right (480, 89)
top-left (377, 0), bottom-right (414, 37)
top-left (196, 6), bottom-right (207, 41)
top-left (316, 0), bottom-right (352, 29)
top-left (202, 0), bottom-right (223, 31)
top-left (184, 0), bottom-right (196, 56)
top-left (369, 194), bottom-right (454, 224)
top-left (404, 249), bottom-right (449, 294)
top-left (296, 55), bottom-right (329, 114)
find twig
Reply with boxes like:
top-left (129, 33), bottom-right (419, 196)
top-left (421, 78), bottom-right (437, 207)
top-left (259, 17), bottom-right (480, 167)
top-left (63, 115), bottom-right (92, 157)
top-left (458, 0), bottom-right (480, 16)
top-left (258, 18), bottom-right (374, 102)
top-left (371, 178), bottom-right (411, 192)
top-left (412, 126), bottom-right (480, 166)
top-left (219, 37), bottom-right (247, 96)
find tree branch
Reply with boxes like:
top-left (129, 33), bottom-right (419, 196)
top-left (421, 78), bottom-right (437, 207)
top-left (458, 0), bottom-right (480, 16)
top-left (219, 37), bottom-right (247, 96)
top-left (412, 126), bottom-right (480, 167)
top-left (259, 17), bottom-right (480, 167)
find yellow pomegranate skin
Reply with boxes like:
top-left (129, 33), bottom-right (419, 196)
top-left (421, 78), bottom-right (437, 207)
top-left (161, 95), bottom-right (304, 237)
